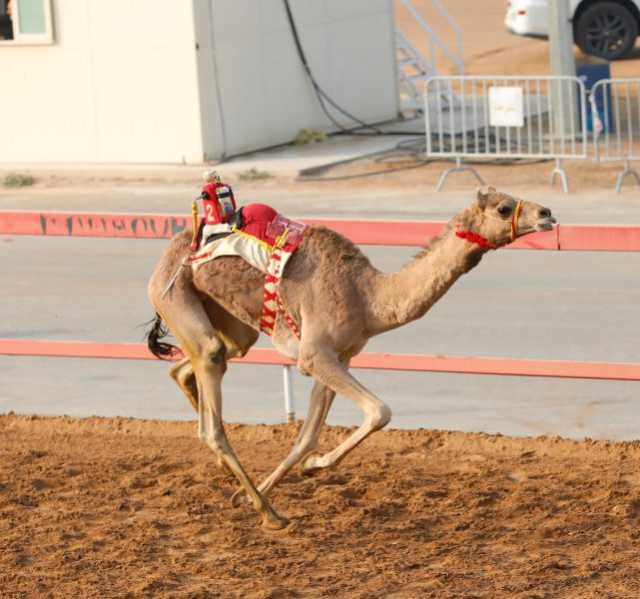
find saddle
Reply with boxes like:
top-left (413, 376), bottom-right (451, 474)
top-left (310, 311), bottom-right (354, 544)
top-left (190, 203), bottom-right (308, 338)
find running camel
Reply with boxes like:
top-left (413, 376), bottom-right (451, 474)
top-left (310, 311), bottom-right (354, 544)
top-left (146, 186), bottom-right (556, 530)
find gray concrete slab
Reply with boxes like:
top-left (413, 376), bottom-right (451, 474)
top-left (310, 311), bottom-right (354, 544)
top-left (0, 128), bottom-right (420, 180)
top-left (2, 357), bottom-right (637, 440)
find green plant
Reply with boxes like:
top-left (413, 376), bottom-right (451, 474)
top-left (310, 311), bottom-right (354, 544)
top-left (3, 172), bottom-right (36, 188)
top-left (294, 128), bottom-right (327, 145)
top-left (237, 168), bottom-right (273, 181)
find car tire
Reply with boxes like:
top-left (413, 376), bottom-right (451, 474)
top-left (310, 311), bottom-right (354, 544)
top-left (575, 1), bottom-right (638, 60)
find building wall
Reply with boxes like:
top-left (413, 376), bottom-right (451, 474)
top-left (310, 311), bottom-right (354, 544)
top-left (194, 0), bottom-right (399, 159)
top-left (0, 0), bottom-right (398, 163)
top-left (0, 0), bottom-right (204, 163)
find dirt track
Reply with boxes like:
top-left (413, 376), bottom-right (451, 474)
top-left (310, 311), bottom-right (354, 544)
top-left (1, 414), bottom-right (639, 597)
top-left (400, 0), bottom-right (640, 78)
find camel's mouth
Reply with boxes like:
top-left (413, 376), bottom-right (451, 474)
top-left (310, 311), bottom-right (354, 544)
top-left (535, 216), bottom-right (557, 232)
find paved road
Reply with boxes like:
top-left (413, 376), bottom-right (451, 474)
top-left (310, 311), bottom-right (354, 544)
top-left (1, 185), bottom-right (639, 439)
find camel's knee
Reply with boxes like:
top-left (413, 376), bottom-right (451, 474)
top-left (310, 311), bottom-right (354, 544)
top-left (296, 352), bottom-right (314, 377)
top-left (169, 358), bottom-right (191, 383)
top-left (369, 402), bottom-right (392, 431)
top-left (208, 344), bottom-right (226, 368)
top-left (296, 347), bottom-right (326, 377)
top-left (169, 364), bottom-right (180, 384)
top-left (204, 429), bottom-right (228, 454)
top-left (195, 335), bottom-right (227, 372)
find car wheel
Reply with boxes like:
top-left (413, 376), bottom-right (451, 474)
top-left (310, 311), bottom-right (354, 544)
top-left (575, 2), bottom-right (638, 60)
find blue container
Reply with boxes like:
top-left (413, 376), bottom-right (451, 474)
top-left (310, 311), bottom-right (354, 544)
top-left (577, 61), bottom-right (613, 133)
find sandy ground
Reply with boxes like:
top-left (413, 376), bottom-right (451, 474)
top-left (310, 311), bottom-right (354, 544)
top-left (1, 414), bottom-right (639, 598)
top-left (398, 0), bottom-right (640, 78)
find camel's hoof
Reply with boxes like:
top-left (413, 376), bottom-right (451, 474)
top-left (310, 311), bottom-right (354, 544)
top-left (230, 487), bottom-right (249, 508)
top-left (261, 511), bottom-right (290, 531)
top-left (300, 452), bottom-right (324, 476)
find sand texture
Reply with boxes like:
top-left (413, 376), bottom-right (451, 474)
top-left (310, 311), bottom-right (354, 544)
top-left (1, 414), bottom-right (639, 597)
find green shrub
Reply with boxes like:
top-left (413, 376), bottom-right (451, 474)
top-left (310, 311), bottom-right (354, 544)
top-left (237, 168), bottom-right (273, 181)
top-left (3, 172), bottom-right (36, 188)
top-left (294, 128), bottom-right (327, 145)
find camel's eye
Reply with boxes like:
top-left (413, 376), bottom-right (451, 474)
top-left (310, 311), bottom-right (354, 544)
top-left (497, 204), bottom-right (512, 217)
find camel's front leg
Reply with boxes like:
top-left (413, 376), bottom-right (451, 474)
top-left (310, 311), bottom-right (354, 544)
top-left (231, 381), bottom-right (335, 506)
top-left (298, 348), bottom-right (391, 475)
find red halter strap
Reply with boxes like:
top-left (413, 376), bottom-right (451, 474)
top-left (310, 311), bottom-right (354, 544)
top-left (455, 230), bottom-right (497, 250)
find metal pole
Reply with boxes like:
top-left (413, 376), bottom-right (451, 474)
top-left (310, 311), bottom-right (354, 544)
top-left (548, 0), bottom-right (576, 136)
top-left (282, 365), bottom-right (296, 423)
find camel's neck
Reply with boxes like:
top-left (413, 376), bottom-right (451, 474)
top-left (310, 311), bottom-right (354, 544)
top-left (366, 226), bottom-right (488, 335)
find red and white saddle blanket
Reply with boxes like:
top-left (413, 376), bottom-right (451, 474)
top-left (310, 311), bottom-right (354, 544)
top-left (189, 204), bottom-right (307, 338)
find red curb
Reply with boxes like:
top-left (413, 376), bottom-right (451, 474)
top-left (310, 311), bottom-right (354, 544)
top-left (7, 210), bottom-right (630, 250)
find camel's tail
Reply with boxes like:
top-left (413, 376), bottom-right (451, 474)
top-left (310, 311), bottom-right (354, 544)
top-left (145, 313), bottom-right (179, 360)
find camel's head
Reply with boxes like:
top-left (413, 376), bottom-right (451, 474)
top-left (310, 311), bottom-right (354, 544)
top-left (465, 186), bottom-right (556, 248)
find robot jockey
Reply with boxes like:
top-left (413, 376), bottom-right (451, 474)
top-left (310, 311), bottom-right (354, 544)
top-left (190, 170), bottom-right (238, 251)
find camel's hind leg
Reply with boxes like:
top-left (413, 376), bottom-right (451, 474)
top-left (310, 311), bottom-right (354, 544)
top-left (194, 338), bottom-right (288, 529)
top-left (169, 357), bottom-right (231, 477)
top-left (156, 301), bottom-right (286, 529)
top-left (168, 298), bottom-right (258, 414)
top-left (169, 357), bottom-right (198, 412)
top-left (168, 300), bottom-right (259, 481)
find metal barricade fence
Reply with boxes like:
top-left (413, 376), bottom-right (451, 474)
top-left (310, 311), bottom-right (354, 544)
top-left (425, 76), bottom-right (588, 193)
top-left (590, 78), bottom-right (640, 193)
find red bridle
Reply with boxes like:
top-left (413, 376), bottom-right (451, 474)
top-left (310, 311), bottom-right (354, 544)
top-left (454, 230), bottom-right (497, 250)
top-left (510, 200), bottom-right (524, 242)
top-left (456, 200), bottom-right (524, 250)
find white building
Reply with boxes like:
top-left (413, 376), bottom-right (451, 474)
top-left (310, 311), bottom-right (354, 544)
top-left (0, 0), bottom-right (399, 163)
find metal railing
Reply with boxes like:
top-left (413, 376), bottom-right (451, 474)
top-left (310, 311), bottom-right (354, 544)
top-left (395, 0), bottom-right (465, 112)
top-left (398, 0), bottom-right (464, 76)
top-left (430, 0), bottom-right (464, 73)
top-left (425, 76), bottom-right (588, 193)
top-left (590, 78), bottom-right (640, 193)
top-left (396, 30), bottom-right (435, 111)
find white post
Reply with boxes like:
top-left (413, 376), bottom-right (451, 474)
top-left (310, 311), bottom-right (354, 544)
top-left (548, 0), bottom-right (577, 136)
top-left (282, 365), bottom-right (295, 423)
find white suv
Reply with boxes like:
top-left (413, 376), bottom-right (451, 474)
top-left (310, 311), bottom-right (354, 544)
top-left (506, 0), bottom-right (640, 60)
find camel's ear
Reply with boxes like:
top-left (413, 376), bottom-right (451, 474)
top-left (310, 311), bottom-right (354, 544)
top-left (476, 187), bottom-right (489, 209)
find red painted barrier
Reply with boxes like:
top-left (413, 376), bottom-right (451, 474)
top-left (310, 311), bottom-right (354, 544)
top-left (2, 209), bottom-right (638, 251)
top-left (558, 224), bottom-right (640, 252)
top-left (1, 339), bottom-right (639, 381)
top-left (0, 210), bottom-right (189, 239)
